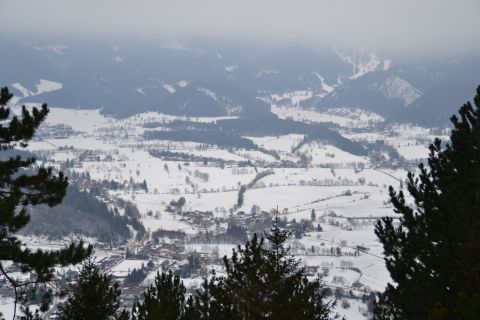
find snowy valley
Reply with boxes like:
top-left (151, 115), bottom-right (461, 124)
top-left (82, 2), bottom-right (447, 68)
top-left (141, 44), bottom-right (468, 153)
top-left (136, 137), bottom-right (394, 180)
top-left (2, 96), bottom-right (444, 319)
top-left (0, 38), bottom-right (475, 320)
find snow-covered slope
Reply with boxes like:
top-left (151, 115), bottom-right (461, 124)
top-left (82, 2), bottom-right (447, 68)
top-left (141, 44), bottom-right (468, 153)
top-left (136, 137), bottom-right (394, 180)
top-left (12, 79), bottom-right (63, 98)
top-left (334, 49), bottom-right (389, 79)
top-left (368, 76), bottom-right (422, 107)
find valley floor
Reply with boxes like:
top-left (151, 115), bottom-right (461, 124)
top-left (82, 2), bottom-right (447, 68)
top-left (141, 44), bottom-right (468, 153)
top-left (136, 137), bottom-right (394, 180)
top-left (1, 105), bottom-right (440, 319)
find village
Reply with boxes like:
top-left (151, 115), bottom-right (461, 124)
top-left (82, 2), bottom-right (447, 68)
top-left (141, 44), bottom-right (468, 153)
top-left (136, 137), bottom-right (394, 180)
top-left (0, 103), bottom-right (442, 319)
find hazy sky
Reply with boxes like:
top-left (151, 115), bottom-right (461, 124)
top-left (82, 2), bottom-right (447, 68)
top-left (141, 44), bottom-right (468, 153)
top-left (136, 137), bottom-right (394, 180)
top-left (1, 0), bottom-right (479, 53)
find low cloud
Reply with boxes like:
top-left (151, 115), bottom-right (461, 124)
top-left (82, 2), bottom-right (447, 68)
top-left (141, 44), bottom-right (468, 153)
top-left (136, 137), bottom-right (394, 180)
top-left (1, 0), bottom-right (479, 54)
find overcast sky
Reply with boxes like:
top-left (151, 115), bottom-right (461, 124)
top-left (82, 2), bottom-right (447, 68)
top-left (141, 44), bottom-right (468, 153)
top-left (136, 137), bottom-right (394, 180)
top-left (1, 0), bottom-right (479, 54)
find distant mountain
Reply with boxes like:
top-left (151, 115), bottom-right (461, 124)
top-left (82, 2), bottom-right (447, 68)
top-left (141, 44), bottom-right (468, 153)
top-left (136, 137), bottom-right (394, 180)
top-left (303, 58), bottom-right (480, 126)
top-left (158, 81), bottom-right (272, 117)
top-left (2, 36), bottom-right (477, 126)
top-left (0, 37), bottom-right (372, 117)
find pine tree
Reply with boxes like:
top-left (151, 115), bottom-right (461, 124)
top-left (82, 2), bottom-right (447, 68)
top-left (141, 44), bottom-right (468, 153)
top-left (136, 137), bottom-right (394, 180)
top-left (374, 86), bottom-right (480, 319)
top-left (0, 87), bottom-right (91, 318)
top-left (190, 217), bottom-right (338, 320)
top-left (237, 185), bottom-right (246, 208)
top-left (58, 257), bottom-right (127, 320)
top-left (132, 271), bottom-right (186, 320)
top-left (263, 220), bottom-right (334, 320)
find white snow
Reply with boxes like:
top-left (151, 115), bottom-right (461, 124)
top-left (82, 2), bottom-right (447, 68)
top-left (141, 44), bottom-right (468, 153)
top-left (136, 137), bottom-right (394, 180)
top-left (383, 59), bottom-right (392, 71)
top-left (299, 142), bottom-right (369, 165)
top-left (256, 69), bottom-right (280, 78)
top-left (334, 49), bottom-right (384, 79)
top-left (313, 72), bottom-right (335, 93)
top-left (368, 76), bottom-right (422, 106)
top-left (111, 259), bottom-right (149, 277)
top-left (163, 84), bottom-right (176, 94)
top-left (246, 134), bottom-right (305, 152)
top-left (29, 43), bottom-right (67, 55)
top-left (225, 65), bottom-right (239, 72)
top-left (271, 105), bottom-right (384, 128)
top-left (178, 80), bottom-right (189, 88)
top-left (12, 79), bottom-right (63, 97)
top-left (112, 56), bottom-right (125, 63)
top-left (36, 79), bottom-right (63, 95)
top-left (42, 107), bottom-right (112, 134)
top-left (198, 87), bottom-right (218, 102)
top-left (11, 83), bottom-right (33, 97)
top-left (7, 100), bottom-right (447, 320)
top-left (0, 299), bottom-right (16, 320)
top-left (270, 90), bottom-right (314, 106)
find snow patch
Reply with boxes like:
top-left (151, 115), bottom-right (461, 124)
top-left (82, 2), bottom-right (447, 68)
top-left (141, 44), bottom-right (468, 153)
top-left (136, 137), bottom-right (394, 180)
top-left (36, 79), bottom-right (63, 94)
top-left (197, 87), bottom-right (218, 102)
top-left (112, 56), bottom-right (125, 63)
top-left (29, 43), bottom-right (67, 55)
top-left (313, 73), bottom-right (335, 93)
top-left (225, 65), bottom-right (239, 72)
top-left (334, 49), bottom-right (383, 79)
top-left (23, 106), bottom-right (112, 134)
top-left (163, 84), bottom-right (176, 94)
top-left (256, 69), bottom-right (280, 78)
top-left (197, 88), bottom-right (243, 115)
top-left (383, 59), bottom-right (392, 71)
top-left (271, 105), bottom-right (384, 128)
top-left (369, 76), bottom-right (422, 106)
top-left (12, 79), bottom-right (63, 97)
top-left (271, 91), bottom-right (314, 106)
top-left (178, 80), bottom-right (189, 88)
top-left (11, 83), bottom-right (34, 97)
top-left (112, 43), bottom-right (125, 51)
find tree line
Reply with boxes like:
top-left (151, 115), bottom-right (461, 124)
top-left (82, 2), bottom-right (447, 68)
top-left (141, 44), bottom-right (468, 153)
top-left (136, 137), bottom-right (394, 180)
top-left (52, 220), bottom-right (339, 320)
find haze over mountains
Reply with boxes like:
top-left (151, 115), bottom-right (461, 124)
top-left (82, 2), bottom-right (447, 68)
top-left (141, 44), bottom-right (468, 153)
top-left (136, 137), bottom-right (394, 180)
top-left (1, 38), bottom-right (479, 126)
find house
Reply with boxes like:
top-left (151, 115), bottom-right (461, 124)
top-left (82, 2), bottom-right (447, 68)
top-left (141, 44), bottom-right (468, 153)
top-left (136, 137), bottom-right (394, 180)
top-left (305, 265), bottom-right (320, 276)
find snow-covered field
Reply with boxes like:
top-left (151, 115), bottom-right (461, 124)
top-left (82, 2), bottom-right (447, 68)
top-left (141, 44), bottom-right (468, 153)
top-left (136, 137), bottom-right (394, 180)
top-left (0, 103), bottom-right (441, 319)
top-left (111, 259), bottom-right (150, 278)
top-left (271, 105), bottom-right (385, 128)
